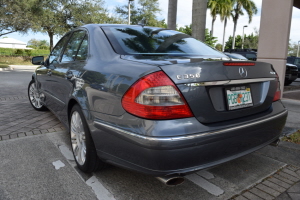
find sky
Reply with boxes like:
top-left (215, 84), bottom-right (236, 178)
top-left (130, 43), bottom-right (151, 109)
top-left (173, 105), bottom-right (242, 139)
top-left (4, 0), bottom-right (300, 46)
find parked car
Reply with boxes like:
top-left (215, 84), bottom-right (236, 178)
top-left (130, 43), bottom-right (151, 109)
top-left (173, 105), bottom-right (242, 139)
top-left (28, 24), bottom-right (287, 185)
top-left (224, 49), bottom-right (257, 61)
top-left (225, 52), bottom-right (298, 86)
top-left (224, 52), bottom-right (248, 60)
top-left (285, 63), bottom-right (298, 85)
top-left (287, 56), bottom-right (300, 77)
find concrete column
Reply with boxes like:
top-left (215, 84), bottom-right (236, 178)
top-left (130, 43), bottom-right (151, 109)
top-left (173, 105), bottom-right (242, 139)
top-left (192, 0), bottom-right (207, 41)
top-left (167, 0), bottom-right (178, 30)
top-left (257, 0), bottom-right (294, 96)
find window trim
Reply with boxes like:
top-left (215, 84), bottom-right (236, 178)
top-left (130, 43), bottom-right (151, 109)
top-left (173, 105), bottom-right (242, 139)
top-left (60, 29), bottom-right (88, 63)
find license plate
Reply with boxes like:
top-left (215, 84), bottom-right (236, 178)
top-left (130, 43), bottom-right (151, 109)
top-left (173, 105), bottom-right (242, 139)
top-left (226, 86), bottom-right (253, 110)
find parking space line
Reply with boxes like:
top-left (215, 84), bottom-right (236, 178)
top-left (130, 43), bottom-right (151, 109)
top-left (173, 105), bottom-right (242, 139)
top-left (186, 174), bottom-right (224, 196)
top-left (86, 176), bottom-right (116, 200)
top-left (196, 170), bottom-right (215, 180)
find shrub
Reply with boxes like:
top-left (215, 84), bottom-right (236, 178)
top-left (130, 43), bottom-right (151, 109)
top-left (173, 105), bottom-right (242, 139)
top-left (25, 49), bottom-right (32, 56)
top-left (15, 49), bottom-right (24, 55)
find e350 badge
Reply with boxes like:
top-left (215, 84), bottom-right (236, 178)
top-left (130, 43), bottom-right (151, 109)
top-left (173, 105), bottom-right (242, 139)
top-left (176, 68), bottom-right (202, 80)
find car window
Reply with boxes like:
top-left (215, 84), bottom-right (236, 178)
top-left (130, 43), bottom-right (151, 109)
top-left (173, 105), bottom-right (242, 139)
top-left (76, 35), bottom-right (88, 61)
top-left (61, 31), bottom-right (86, 62)
top-left (102, 26), bottom-right (226, 58)
top-left (294, 58), bottom-right (300, 65)
top-left (287, 57), bottom-right (294, 64)
top-left (245, 54), bottom-right (257, 59)
top-left (49, 33), bottom-right (71, 64)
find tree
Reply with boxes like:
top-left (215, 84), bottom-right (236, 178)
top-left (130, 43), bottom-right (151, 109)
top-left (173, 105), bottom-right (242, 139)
top-left (31, 0), bottom-right (114, 50)
top-left (225, 35), bottom-right (242, 49)
top-left (288, 41), bottom-right (299, 56)
top-left (0, 0), bottom-right (36, 37)
top-left (215, 43), bottom-right (223, 51)
top-left (225, 28), bottom-right (259, 50)
top-left (219, 0), bottom-right (233, 51)
top-left (192, 0), bottom-right (207, 41)
top-left (27, 39), bottom-right (50, 50)
top-left (115, 0), bottom-right (163, 27)
top-left (243, 28), bottom-right (259, 49)
top-left (208, 0), bottom-right (231, 37)
top-left (205, 29), bottom-right (218, 47)
top-left (231, 0), bottom-right (257, 49)
top-left (177, 25), bottom-right (192, 36)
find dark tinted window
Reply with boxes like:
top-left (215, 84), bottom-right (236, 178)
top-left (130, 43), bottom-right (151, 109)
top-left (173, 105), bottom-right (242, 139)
top-left (226, 53), bottom-right (247, 60)
top-left (102, 26), bottom-right (225, 57)
top-left (61, 31), bottom-right (86, 62)
top-left (287, 57), bottom-right (294, 64)
top-left (49, 33), bottom-right (70, 64)
top-left (295, 58), bottom-right (300, 65)
top-left (76, 36), bottom-right (88, 61)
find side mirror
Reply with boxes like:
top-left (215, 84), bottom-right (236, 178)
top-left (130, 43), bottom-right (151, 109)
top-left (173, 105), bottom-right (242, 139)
top-left (32, 56), bottom-right (44, 65)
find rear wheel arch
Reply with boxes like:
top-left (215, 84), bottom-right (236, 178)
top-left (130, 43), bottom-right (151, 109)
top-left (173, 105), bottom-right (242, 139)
top-left (68, 98), bottom-right (80, 124)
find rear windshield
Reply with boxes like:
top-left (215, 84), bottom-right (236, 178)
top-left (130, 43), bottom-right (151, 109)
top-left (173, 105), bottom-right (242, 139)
top-left (102, 26), bottom-right (226, 57)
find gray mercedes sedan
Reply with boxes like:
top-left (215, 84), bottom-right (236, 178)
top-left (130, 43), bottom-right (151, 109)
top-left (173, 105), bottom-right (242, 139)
top-left (28, 24), bottom-right (287, 185)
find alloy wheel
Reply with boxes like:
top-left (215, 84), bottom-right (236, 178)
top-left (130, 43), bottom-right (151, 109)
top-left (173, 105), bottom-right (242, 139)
top-left (70, 111), bottom-right (87, 165)
top-left (29, 82), bottom-right (43, 109)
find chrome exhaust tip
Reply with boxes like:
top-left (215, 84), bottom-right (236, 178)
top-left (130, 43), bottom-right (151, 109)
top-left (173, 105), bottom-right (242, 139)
top-left (270, 139), bottom-right (280, 147)
top-left (156, 175), bottom-right (185, 186)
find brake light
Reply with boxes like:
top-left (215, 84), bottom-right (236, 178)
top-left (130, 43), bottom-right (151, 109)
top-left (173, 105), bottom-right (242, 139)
top-left (273, 75), bottom-right (281, 102)
top-left (223, 62), bottom-right (255, 66)
top-left (122, 71), bottom-right (193, 120)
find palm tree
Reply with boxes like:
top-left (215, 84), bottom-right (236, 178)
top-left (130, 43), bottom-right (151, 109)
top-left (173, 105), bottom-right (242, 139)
top-left (207, 0), bottom-right (218, 37)
top-left (219, 0), bottom-right (233, 51)
top-left (231, 0), bottom-right (257, 49)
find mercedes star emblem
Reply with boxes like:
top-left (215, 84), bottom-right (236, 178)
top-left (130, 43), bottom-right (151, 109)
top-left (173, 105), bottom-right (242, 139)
top-left (239, 67), bottom-right (247, 78)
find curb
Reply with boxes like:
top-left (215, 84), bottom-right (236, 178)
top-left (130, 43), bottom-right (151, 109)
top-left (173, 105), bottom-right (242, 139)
top-left (0, 66), bottom-right (14, 71)
top-left (284, 86), bottom-right (300, 92)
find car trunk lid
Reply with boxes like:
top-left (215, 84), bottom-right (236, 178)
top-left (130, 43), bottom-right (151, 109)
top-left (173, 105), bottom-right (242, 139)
top-left (159, 60), bottom-right (278, 123)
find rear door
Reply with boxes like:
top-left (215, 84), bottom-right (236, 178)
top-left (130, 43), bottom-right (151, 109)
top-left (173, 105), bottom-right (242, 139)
top-left (36, 33), bottom-right (71, 107)
top-left (49, 30), bottom-right (88, 123)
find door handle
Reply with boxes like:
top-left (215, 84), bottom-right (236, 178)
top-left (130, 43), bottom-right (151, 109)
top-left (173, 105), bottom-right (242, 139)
top-left (47, 70), bottom-right (52, 76)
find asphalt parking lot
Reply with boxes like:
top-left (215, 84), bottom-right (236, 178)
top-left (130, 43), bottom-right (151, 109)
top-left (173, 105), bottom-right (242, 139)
top-left (0, 66), bottom-right (300, 200)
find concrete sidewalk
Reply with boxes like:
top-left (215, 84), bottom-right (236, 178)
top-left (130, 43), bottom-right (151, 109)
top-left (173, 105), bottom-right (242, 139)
top-left (0, 133), bottom-right (98, 200)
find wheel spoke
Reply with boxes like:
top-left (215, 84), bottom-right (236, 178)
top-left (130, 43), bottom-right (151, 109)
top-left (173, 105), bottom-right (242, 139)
top-left (71, 110), bottom-right (87, 166)
top-left (29, 82), bottom-right (43, 109)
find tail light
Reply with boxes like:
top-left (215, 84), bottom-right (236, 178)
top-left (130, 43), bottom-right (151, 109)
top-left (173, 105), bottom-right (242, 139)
top-left (273, 74), bottom-right (281, 102)
top-left (122, 71), bottom-right (193, 120)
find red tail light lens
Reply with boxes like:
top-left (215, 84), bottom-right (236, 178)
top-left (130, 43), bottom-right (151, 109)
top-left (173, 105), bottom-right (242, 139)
top-left (122, 71), bottom-right (193, 120)
top-left (273, 75), bottom-right (281, 102)
top-left (223, 62), bottom-right (255, 66)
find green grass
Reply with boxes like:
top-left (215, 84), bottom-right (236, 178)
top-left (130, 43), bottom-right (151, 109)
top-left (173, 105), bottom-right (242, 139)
top-left (282, 130), bottom-right (300, 144)
top-left (0, 56), bottom-right (32, 65)
top-left (0, 64), bottom-right (9, 68)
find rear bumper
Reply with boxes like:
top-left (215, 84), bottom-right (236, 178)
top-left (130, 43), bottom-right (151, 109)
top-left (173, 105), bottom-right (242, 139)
top-left (92, 102), bottom-right (287, 176)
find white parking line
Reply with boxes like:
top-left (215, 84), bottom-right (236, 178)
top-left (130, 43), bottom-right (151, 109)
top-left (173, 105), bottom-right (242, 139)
top-left (196, 170), bottom-right (215, 180)
top-left (58, 145), bottom-right (75, 161)
top-left (86, 176), bottom-right (116, 200)
top-left (186, 174), bottom-right (224, 196)
top-left (52, 160), bottom-right (65, 170)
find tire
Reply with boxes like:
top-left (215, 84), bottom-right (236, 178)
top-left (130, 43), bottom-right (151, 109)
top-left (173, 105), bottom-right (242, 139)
top-left (284, 80), bottom-right (293, 86)
top-left (70, 104), bottom-right (106, 173)
top-left (28, 79), bottom-right (47, 111)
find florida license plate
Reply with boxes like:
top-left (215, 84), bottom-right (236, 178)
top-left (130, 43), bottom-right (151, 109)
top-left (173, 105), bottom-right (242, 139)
top-left (226, 86), bottom-right (253, 110)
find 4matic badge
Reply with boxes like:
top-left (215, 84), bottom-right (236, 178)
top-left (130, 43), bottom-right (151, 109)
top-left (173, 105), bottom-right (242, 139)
top-left (176, 68), bottom-right (202, 80)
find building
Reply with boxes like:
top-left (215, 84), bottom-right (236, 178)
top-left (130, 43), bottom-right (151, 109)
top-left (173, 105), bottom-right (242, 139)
top-left (0, 38), bottom-right (31, 49)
